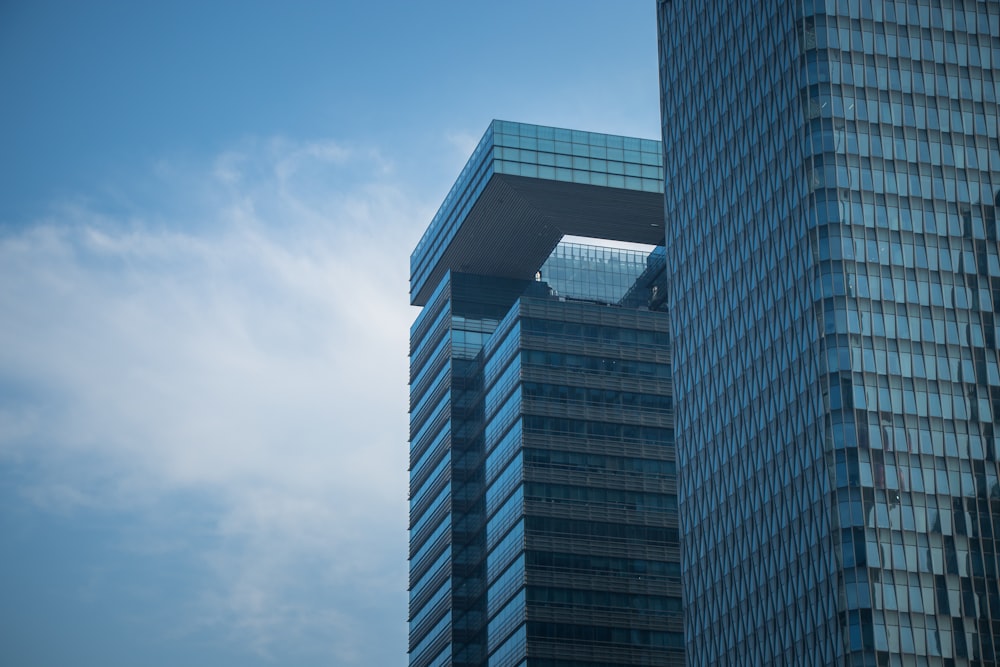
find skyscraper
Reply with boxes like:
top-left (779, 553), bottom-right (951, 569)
top-left (408, 120), bottom-right (683, 667)
top-left (659, 1), bottom-right (1000, 664)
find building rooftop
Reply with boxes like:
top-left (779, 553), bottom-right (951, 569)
top-left (409, 120), bottom-right (665, 306)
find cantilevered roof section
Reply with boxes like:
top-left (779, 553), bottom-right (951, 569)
top-left (410, 120), bottom-right (664, 306)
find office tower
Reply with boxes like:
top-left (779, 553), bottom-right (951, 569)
top-left (658, 1), bottom-right (999, 665)
top-left (408, 120), bottom-right (683, 667)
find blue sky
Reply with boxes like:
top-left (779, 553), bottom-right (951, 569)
top-left (0, 2), bottom-right (660, 665)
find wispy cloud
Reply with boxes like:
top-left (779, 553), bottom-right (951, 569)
top-left (444, 129), bottom-right (482, 164)
top-left (0, 137), bottom-right (428, 664)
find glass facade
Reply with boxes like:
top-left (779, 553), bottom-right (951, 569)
top-left (659, 1), bottom-right (1000, 665)
top-left (538, 242), bottom-right (655, 306)
top-left (408, 122), bottom-right (680, 667)
top-left (409, 120), bottom-right (664, 308)
top-left (410, 272), bottom-right (528, 667)
top-left (482, 286), bottom-right (680, 667)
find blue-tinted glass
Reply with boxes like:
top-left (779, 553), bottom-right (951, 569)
top-left (409, 123), bottom-right (680, 667)
top-left (660, 1), bottom-right (1000, 664)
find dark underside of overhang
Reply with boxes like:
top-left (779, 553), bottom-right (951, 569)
top-left (410, 174), bottom-right (664, 306)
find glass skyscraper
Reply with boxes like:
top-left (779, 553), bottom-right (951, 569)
top-left (659, 1), bottom-right (999, 665)
top-left (408, 121), bottom-right (683, 667)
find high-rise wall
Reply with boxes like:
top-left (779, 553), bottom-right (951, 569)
top-left (659, 1), bottom-right (1000, 664)
top-left (481, 250), bottom-right (681, 667)
top-left (408, 121), bottom-right (681, 667)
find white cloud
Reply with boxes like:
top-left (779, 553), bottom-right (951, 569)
top-left (0, 138), bottom-right (430, 664)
